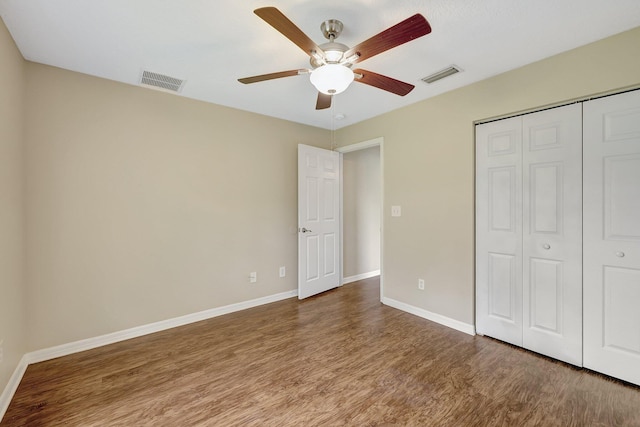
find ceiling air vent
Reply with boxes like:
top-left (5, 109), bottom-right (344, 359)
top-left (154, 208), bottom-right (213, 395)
top-left (139, 70), bottom-right (185, 93)
top-left (421, 65), bottom-right (461, 84)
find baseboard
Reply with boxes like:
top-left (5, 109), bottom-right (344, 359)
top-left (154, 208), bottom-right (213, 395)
top-left (382, 297), bottom-right (476, 336)
top-left (27, 289), bottom-right (298, 364)
top-left (0, 289), bottom-right (297, 422)
top-left (343, 270), bottom-right (380, 285)
top-left (0, 355), bottom-right (29, 422)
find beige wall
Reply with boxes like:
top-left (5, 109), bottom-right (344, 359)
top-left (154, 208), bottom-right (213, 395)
top-left (336, 26), bottom-right (640, 325)
top-left (0, 17), bottom-right (26, 391)
top-left (342, 147), bottom-right (381, 279)
top-left (24, 64), bottom-right (330, 350)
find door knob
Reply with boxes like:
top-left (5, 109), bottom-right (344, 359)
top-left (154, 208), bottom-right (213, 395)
top-left (616, 251), bottom-right (625, 258)
top-left (300, 227), bottom-right (313, 233)
top-left (543, 243), bottom-right (551, 250)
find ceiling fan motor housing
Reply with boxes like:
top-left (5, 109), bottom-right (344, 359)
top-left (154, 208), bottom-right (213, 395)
top-left (308, 19), bottom-right (349, 68)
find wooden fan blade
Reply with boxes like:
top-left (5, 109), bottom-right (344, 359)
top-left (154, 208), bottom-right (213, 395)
top-left (254, 7), bottom-right (324, 57)
top-left (353, 69), bottom-right (415, 96)
top-left (238, 69), bottom-right (306, 84)
top-left (316, 92), bottom-right (332, 110)
top-left (345, 14), bottom-right (431, 64)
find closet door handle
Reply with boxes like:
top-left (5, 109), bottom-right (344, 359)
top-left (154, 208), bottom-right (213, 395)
top-left (616, 251), bottom-right (625, 258)
top-left (542, 243), bottom-right (551, 250)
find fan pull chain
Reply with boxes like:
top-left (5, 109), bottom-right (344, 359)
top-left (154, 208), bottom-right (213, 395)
top-left (331, 97), bottom-right (336, 151)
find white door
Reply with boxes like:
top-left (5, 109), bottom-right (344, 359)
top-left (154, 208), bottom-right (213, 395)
top-left (476, 116), bottom-right (524, 347)
top-left (583, 90), bottom-right (640, 386)
top-left (476, 104), bottom-right (583, 364)
top-left (298, 144), bottom-right (341, 299)
top-left (521, 104), bottom-right (583, 366)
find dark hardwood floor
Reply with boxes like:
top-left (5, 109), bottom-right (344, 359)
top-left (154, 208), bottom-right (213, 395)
top-left (3, 277), bottom-right (640, 426)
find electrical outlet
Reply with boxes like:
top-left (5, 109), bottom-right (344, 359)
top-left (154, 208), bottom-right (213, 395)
top-left (279, 266), bottom-right (286, 278)
top-left (391, 205), bottom-right (402, 217)
top-left (249, 272), bottom-right (257, 283)
top-left (418, 279), bottom-right (425, 290)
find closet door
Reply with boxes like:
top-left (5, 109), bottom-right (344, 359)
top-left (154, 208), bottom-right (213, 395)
top-left (583, 90), bottom-right (640, 386)
top-left (476, 116), bottom-right (523, 346)
top-left (522, 104), bottom-right (583, 366)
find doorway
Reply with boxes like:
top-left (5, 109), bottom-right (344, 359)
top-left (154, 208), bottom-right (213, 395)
top-left (338, 138), bottom-right (383, 299)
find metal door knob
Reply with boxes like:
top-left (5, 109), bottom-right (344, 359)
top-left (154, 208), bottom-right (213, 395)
top-left (616, 251), bottom-right (625, 258)
top-left (543, 244), bottom-right (551, 250)
top-left (300, 227), bottom-right (312, 233)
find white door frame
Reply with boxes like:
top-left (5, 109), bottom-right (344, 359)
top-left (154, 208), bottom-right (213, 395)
top-left (336, 137), bottom-right (384, 301)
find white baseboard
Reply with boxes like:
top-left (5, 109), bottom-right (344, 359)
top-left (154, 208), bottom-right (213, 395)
top-left (382, 297), bottom-right (476, 336)
top-left (1, 289), bottom-right (297, 421)
top-left (0, 355), bottom-right (29, 422)
top-left (27, 289), bottom-right (298, 364)
top-left (343, 270), bottom-right (380, 285)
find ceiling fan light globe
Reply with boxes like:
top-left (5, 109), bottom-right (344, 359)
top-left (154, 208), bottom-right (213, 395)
top-left (310, 64), bottom-right (354, 95)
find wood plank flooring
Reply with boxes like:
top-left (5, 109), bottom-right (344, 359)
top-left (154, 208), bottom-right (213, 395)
top-left (3, 277), bottom-right (640, 426)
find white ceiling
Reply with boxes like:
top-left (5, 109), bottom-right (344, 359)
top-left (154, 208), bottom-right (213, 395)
top-left (1, 0), bottom-right (640, 129)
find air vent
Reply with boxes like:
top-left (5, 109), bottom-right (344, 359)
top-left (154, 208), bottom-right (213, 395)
top-left (421, 65), bottom-right (461, 84)
top-left (139, 70), bottom-right (185, 93)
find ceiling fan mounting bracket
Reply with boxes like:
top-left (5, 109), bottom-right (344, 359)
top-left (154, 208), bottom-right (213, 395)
top-left (321, 19), bottom-right (344, 41)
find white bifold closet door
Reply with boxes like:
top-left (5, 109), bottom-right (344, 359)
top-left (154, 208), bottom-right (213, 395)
top-left (476, 103), bottom-right (583, 366)
top-left (476, 115), bottom-right (523, 347)
top-left (583, 90), bottom-right (640, 386)
top-left (521, 105), bottom-right (583, 366)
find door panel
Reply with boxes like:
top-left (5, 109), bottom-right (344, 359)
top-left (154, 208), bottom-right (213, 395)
top-left (489, 167), bottom-right (517, 231)
top-left (529, 257), bottom-right (562, 333)
top-left (476, 116), bottom-right (523, 346)
top-left (488, 252), bottom-right (517, 321)
top-left (604, 155), bottom-right (640, 239)
top-left (530, 163), bottom-right (562, 234)
top-left (323, 233), bottom-right (336, 275)
top-left (298, 144), bottom-right (341, 299)
top-left (584, 90), bottom-right (640, 386)
top-left (305, 177), bottom-right (319, 221)
top-left (522, 103), bottom-right (582, 366)
top-left (305, 235), bottom-right (320, 281)
top-left (603, 266), bottom-right (640, 354)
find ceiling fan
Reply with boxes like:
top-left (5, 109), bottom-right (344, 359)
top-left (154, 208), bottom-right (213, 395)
top-left (238, 7), bottom-right (432, 110)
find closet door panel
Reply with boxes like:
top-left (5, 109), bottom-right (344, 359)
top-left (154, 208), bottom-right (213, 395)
top-left (522, 104), bottom-right (583, 366)
top-left (584, 90), bottom-right (640, 386)
top-left (476, 117), bottom-right (523, 346)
